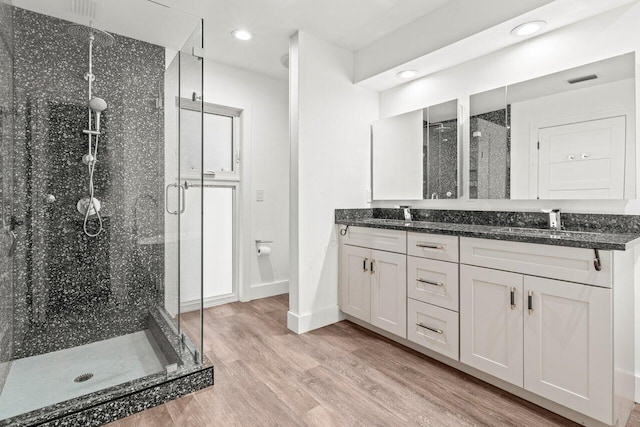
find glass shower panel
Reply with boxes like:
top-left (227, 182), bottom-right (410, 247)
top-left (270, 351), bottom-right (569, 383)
top-left (177, 25), bottom-right (205, 362)
top-left (0, 0), bottom-right (15, 400)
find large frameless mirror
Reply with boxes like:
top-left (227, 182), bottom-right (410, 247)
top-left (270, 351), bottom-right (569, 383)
top-left (372, 99), bottom-right (460, 200)
top-left (469, 52), bottom-right (636, 200)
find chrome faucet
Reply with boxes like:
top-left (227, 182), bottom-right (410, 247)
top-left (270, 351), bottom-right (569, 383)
top-left (542, 208), bottom-right (562, 230)
top-left (398, 205), bottom-right (412, 221)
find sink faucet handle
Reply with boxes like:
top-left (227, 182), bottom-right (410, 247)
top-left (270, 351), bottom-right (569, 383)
top-left (397, 205), bottom-right (412, 221)
top-left (541, 208), bottom-right (562, 229)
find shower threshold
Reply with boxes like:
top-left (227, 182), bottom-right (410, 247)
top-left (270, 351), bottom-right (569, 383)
top-left (0, 330), bottom-right (167, 420)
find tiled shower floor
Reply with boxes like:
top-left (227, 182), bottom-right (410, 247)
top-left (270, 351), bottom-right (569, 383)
top-left (0, 330), bottom-right (168, 421)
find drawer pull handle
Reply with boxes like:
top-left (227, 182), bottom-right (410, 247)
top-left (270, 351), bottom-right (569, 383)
top-left (363, 258), bottom-right (368, 272)
top-left (416, 243), bottom-right (444, 250)
top-left (593, 248), bottom-right (602, 271)
top-left (416, 323), bottom-right (443, 334)
top-left (510, 287), bottom-right (516, 310)
top-left (416, 278), bottom-right (444, 287)
top-left (528, 290), bottom-right (533, 314)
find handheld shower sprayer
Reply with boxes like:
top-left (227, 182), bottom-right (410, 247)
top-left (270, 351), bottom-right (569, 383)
top-left (89, 97), bottom-right (107, 133)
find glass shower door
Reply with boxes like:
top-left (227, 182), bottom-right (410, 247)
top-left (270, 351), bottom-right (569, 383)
top-left (164, 23), bottom-right (204, 363)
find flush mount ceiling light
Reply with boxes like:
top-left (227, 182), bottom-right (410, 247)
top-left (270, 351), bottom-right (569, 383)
top-left (396, 70), bottom-right (418, 79)
top-left (511, 21), bottom-right (546, 37)
top-left (231, 29), bottom-right (253, 41)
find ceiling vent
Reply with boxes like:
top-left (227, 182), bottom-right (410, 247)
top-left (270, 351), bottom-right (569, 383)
top-left (69, 0), bottom-right (97, 20)
top-left (567, 74), bottom-right (598, 84)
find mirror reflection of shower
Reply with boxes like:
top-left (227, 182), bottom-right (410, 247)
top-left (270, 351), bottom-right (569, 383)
top-left (67, 23), bottom-right (115, 237)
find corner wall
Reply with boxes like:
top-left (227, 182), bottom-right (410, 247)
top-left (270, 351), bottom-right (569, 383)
top-left (289, 31), bottom-right (378, 333)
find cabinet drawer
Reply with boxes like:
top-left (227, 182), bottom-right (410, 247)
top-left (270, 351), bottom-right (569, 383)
top-left (460, 237), bottom-right (612, 288)
top-left (407, 256), bottom-right (459, 311)
top-left (407, 299), bottom-right (459, 361)
top-left (407, 232), bottom-right (458, 262)
top-left (339, 226), bottom-right (406, 254)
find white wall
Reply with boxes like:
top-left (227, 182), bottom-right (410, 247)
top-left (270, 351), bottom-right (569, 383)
top-left (201, 60), bottom-right (290, 302)
top-left (376, 3), bottom-right (640, 399)
top-left (289, 31), bottom-right (379, 333)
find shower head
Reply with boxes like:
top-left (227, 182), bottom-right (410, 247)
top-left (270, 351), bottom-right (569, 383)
top-left (67, 24), bottom-right (115, 47)
top-left (89, 97), bottom-right (107, 113)
top-left (90, 97), bottom-right (107, 132)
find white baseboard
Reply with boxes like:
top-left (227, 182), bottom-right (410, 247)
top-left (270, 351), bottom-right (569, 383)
top-left (249, 280), bottom-right (289, 300)
top-left (287, 305), bottom-right (345, 334)
top-left (181, 294), bottom-right (237, 313)
top-left (636, 375), bottom-right (640, 402)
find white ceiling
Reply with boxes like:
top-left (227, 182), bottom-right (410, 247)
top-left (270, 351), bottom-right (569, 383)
top-left (10, 0), bottom-right (640, 90)
top-left (157, 0), bottom-right (453, 80)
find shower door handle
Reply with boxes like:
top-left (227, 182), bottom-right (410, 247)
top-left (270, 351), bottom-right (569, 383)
top-left (165, 183), bottom-right (180, 215)
top-left (165, 183), bottom-right (187, 215)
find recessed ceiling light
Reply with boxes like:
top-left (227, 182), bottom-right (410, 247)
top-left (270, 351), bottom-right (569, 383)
top-left (396, 70), bottom-right (418, 79)
top-left (232, 29), bottom-right (252, 41)
top-left (510, 21), bottom-right (546, 37)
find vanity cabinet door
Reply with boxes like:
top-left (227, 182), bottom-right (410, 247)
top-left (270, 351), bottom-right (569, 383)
top-left (339, 245), bottom-right (371, 322)
top-left (460, 265), bottom-right (524, 387)
top-left (370, 249), bottom-right (407, 338)
top-left (523, 276), bottom-right (612, 424)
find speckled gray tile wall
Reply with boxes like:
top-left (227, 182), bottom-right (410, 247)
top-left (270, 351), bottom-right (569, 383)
top-left (0, 0), bottom-right (15, 383)
top-left (424, 118), bottom-right (458, 199)
top-left (10, 6), bottom-right (166, 358)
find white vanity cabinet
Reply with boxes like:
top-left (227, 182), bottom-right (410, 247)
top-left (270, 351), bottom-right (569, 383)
top-left (460, 237), bottom-right (629, 425)
top-left (338, 224), bottom-right (635, 426)
top-left (339, 226), bottom-right (407, 338)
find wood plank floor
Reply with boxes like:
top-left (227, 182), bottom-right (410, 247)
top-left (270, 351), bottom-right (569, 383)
top-left (109, 294), bottom-right (640, 427)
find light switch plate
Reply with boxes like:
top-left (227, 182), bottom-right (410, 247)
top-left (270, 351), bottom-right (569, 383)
top-left (256, 189), bottom-right (264, 202)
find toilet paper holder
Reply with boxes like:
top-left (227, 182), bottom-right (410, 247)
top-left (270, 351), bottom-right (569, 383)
top-left (256, 240), bottom-right (273, 256)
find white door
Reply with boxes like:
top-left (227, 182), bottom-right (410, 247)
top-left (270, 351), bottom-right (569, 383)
top-left (370, 249), bottom-right (407, 338)
top-left (460, 265), bottom-right (524, 387)
top-left (538, 116), bottom-right (626, 199)
top-left (523, 276), bottom-right (612, 424)
top-left (339, 244), bottom-right (371, 322)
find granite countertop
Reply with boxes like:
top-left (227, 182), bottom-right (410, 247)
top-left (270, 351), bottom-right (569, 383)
top-left (335, 217), bottom-right (640, 251)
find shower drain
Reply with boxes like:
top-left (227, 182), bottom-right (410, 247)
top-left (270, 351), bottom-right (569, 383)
top-left (74, 373), bottom-right (94, 383)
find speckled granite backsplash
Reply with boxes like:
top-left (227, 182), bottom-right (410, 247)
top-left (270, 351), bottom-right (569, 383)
top-left (10, 6), bottom-right (166, 358)
top-left (335, 208), bottom-right (640, 234)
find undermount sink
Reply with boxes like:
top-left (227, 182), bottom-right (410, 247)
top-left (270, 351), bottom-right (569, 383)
top-left (494, 227), bottom-right (601, 238)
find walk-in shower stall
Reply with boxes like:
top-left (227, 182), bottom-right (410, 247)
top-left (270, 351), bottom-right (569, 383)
top-left (0, 0), bottom-right (211, 424)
